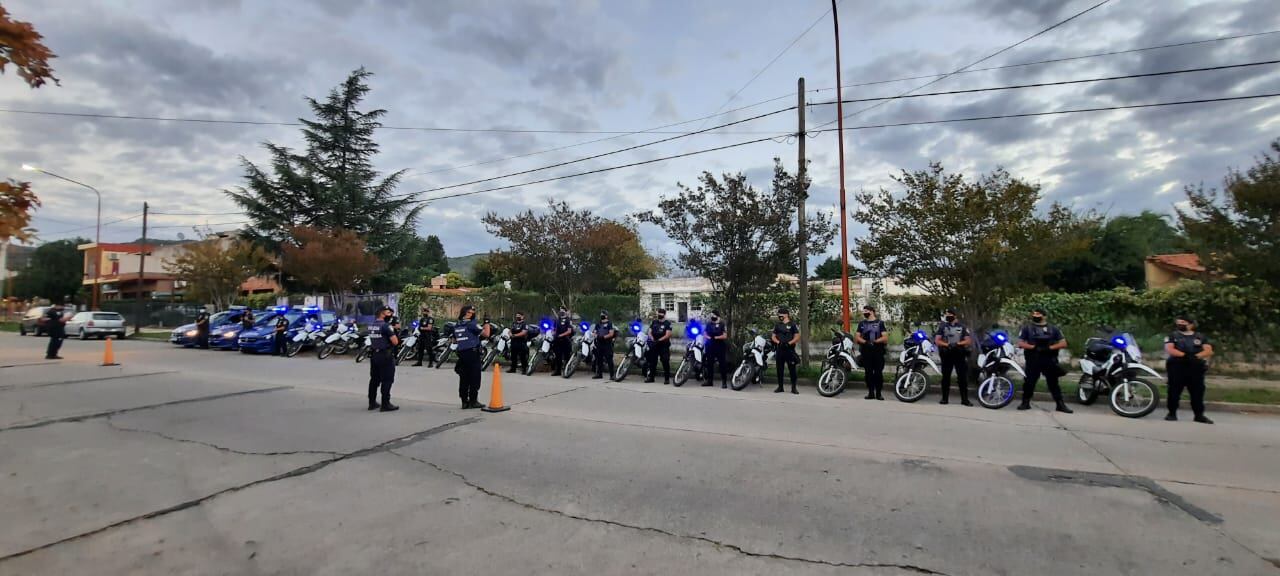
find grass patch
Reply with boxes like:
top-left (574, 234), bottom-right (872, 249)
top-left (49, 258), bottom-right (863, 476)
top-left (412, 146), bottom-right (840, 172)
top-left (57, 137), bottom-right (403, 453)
top-left (131, 331), bottom-right (171, 342)
top-left (0, 321), bottom-right (17, 333)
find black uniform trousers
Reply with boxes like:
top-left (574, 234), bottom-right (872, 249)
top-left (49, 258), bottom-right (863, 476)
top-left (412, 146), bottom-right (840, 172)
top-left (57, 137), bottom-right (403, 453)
top-left (1166, 358), bottom-right (1207, 417)
top-left (1021, 354), bottom-right (1064, 404)
top-left (775, 345), bottom-right (798, 386)
top-left (197, 328), bottom-right (210, 349)
top-left (414, 332), bottom-right (437, 364)
top-left (273, 332), bottom-right (287, 356)
top-left (939, 349), bottom-right (969, 402)
top-left (368, 350), bottom-right (395, 405)
top-left (705, 344), bottom-right (729, 385)
top-left (457, 347), bottom-right (483, 403)
top-left (646, 341), bottom-right (671, 380)
top-left (594, 342), bottom-right (615, 376)
top-left (45, 331), bottom-right (65, 358)
top-left (509, 340), bottom-right (529, 372)
top-left (551, 338), bottom-right (571, 373)
top-left (861, 345), bottom-right (886, 396)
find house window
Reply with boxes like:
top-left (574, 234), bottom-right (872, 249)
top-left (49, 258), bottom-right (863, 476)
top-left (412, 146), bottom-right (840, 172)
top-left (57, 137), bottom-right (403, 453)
top-left (663, 293), bottom-right (675, 310)
top-left (650, 294), bottom-right (662, 310)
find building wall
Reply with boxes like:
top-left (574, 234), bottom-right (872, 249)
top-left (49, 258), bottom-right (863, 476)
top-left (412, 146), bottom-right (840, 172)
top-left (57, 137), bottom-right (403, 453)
top-left (1144, 262), bottom-right (1183, 290)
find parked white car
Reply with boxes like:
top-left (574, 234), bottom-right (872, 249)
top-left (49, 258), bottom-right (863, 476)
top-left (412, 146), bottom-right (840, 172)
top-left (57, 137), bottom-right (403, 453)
top-left (66, 311), bottom-right (128, 340)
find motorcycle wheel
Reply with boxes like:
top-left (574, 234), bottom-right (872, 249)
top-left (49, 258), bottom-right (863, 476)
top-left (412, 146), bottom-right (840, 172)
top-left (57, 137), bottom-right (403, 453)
top-left (395, 346), bottom-right (409, 366)
top-left (977, 375), bottom-right (1015, 409)
top-left (435, 349), bottom-right (452, 368)
top-left (1077, 373), bottom-right (1100, 405)
top-left (317, 343), bottom-right (332, 360)
top-left (730, 363), bottom-right (757, 391)
top-left (481, 348), bottom-right (498, 372)
top-left (286, 341), bottom-right (302, 358)
top-left (355, 347), bottom-right (367, 363)
top-left (525, 351), bottom-right (543, 376)
top-left (1110, 378), bottom-right (1159, 418)
top-left (562, 355), bottom-right (580, 378)
top-left (673, 358), bottom-right (690, 387)
top-left (893, 369), bottom-right (928, 402)
top-left (817, 366), bottom-right (847, 397)
top-left (613, 356), bottom-right (631, 381)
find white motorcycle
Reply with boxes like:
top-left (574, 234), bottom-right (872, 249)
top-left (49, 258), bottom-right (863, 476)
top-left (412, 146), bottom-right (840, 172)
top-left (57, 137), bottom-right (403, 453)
top-left (673, 328), bottom-right (706, 387)
top-left (562, 322), bottom-right (597, 379)
top-left (892, 325), bottom-right (940, 402)
top-left (286, 320), bottom-right (326, 358)
top-left (975, 329), bottom-right (1025, 409)
top-left (395, 322), bottom-right (419, 365)
top-left (317, 321), bottom-right (360, 359)
top-left (432, 322), bottom-right (458, 368)
top-left (1078, 330), bottom-right (1162, 418)
top-left (525, 321), bottom-right (557, 376)
top-left (613, 321), bottom-right (649, 382)
top-left (730, 328), bottom-right (775, 391)
top-left (817, 328), bottom-right (860, 397)
top-left (354, 330), bottom-right (373, 363)
top-left (482, 327), bottom-right (512, 371)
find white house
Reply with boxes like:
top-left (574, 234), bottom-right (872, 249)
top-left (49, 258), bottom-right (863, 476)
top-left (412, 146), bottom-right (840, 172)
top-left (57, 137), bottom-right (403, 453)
top-left (638, 277), bottom-right (714, 322)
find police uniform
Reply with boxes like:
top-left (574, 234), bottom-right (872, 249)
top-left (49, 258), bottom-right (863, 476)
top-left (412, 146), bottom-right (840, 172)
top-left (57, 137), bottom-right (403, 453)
top-left (704, 319), bottom-right (730, 388)
top-left (1018, 322), bottom-right (1069, 410)
top-left (934, 319), bottom-right (972, 405)
top-left (241, 313), bottom-right (254, 331)
top-left (1165, 330), bottom-right (1211, 421)
top-left (508, 318), bottom-right (530, 373)
top-left (272, 315), bottom-right (289, 356)
top-left (773, 320), bottom-right (800, 393)
top-left (593, 317), bottom-right (616, 378)
top-left (412, 314), bottom-right (436, 366)
top-left (552, 314), bottom-right (573, 374)
top-left (368, 318), bottom-right (397, 410)
top-left (857, 318), bottom-right (888, 399)
top-left (43, 304), bottom-right (68, 359)
top-left (195, 312), bottom-right (210, 349)
top-left (645, 317), bottom-right (673, 383)
top-left (454, 318), bottom-right (484, 408)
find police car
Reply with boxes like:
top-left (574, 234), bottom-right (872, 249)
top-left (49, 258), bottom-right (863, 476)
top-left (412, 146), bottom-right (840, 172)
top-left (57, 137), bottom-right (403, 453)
top-left (235, 306), bottom-right (337, 354)
top-left (170, 307), bottom-right (254, 347)
top-left (208, 309), bottom-right (271, 350)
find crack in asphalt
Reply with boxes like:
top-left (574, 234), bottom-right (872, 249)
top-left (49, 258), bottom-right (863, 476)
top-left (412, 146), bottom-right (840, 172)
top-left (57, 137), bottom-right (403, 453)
top-left (0, 386), bottom-right (294, 433)
top-left (0, 416), bottom-right (480, 564)
top-left (389, 450), bottom-right (951, 575)
top-left (104, 417), bottom-right (343, 457)
top-left (1008, 465), bottom-right (1223, 524)
top-left (512, 385), bottom-right (587, 406)
top-left (28, 371), bottom-right (180, 389)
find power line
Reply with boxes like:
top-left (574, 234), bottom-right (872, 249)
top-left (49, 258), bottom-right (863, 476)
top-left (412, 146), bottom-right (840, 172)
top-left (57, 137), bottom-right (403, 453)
top-left (150, 210), bottom-right (246, 217)
top-left (147, 220), bottom-right (251, 230)
top-left (814, 0), bottom-right (1115, 130)
top-left (39, 213), bottom-right (142, 235)
top-left (809, 59), bottom-right (1280, 107)
top-left (397, 106), bottom-right (795, 199)
top-left (417, 92), bottom-right (1280, 204)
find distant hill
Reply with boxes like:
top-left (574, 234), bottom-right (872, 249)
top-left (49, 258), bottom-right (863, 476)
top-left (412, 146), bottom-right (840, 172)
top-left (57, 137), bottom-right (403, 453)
top-left (447, 253), bottom-right (486, 279)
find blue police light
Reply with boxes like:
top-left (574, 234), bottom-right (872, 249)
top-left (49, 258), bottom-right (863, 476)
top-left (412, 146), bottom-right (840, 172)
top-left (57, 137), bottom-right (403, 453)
top-left (412, 321), bottom-right (419, 328)
top-left (302, 305), bottom-right (320, 313)
top-left (1112, 336), bottom-right (1127, 348)
top-left (686, 320), bottom-right (703, 338)
top-left (631, 322), bottom-right (643, 334)
top-left (541, 321), bottom-right (553, 331)
top-left (913, 330), bottom-right (928, 342)
top-left (580, 321), bottom-right (591, 332)
top-left (994, 332), bottom-right (1007, 343)
top-left (271, 305), bottom-right (289, 314)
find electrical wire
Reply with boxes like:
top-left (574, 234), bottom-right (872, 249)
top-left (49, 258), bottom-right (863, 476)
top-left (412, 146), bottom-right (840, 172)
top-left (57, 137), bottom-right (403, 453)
top-left (417, 92), bottom-right (1280, 204)
top-left (150, 210), bottom-right (247, 217)
top-left (813, 0), bottom-right (1115, 130)
top-left (146, 220), bottom-right (251, 230)
top-left (38, 213), bottom-right (142, 235)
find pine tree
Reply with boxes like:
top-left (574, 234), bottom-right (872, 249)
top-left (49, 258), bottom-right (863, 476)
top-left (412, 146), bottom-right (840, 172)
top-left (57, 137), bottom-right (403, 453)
top-left (226, 68), bottom-right (423, 291)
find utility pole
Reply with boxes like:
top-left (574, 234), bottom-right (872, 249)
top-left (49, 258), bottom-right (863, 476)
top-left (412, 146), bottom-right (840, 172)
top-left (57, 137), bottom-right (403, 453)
top-left (134, 202), bottom-right (148, 335)
top-left (796, 77), bottom-right (810, 369)
top-left (831, 0), bottom-right (852, 332)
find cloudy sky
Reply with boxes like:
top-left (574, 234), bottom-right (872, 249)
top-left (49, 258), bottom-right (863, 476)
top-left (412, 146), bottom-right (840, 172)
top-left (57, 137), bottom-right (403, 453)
top-left (4, 0), bottom-right (1279, 270)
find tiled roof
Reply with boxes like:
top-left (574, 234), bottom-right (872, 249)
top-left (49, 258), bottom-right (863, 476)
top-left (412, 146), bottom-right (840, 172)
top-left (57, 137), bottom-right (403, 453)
top-left (1146, 253), bottom-right (1205, 274)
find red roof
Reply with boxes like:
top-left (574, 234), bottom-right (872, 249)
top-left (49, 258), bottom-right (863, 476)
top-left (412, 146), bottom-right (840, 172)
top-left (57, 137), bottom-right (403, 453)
top-left (1146, 253), bottom-right (1205, 274)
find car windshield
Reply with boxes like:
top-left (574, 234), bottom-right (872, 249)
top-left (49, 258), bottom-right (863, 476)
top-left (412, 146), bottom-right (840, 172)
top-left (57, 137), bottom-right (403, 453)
top-left (209, 311), bottom-right (233, 325)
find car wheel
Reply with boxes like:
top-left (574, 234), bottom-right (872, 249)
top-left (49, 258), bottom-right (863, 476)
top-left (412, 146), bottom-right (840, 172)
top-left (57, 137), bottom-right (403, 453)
top-left (79, 329), bottom-right (88, 340)
top-left (19, 324), bottom-right (26, 336)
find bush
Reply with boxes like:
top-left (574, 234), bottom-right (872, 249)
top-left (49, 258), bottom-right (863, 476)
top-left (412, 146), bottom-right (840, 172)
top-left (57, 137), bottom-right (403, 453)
top-left (234, 292), bottom-right (283, 310)
top-left (398, 285), bottom-right (639, 324)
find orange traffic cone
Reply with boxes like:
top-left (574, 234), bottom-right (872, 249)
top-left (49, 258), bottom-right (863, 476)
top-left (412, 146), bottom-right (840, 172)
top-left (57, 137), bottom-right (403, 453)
top-left (102, 337), bottom-right (119, 366)
top-left (481, 362), bottom-right (510, 413)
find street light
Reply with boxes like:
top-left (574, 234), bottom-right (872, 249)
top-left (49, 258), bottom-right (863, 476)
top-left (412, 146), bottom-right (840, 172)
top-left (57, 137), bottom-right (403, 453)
top-left (23, 164), bottom-right (103, 310)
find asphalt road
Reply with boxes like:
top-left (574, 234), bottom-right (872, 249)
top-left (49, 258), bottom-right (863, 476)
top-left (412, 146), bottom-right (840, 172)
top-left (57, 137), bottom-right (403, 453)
top-left (2, 333), bottom-right (1278, 575)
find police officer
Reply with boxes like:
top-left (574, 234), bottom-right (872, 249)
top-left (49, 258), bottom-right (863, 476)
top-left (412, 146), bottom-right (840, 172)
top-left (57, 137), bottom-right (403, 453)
top-left (42, 299), bottom-right (70, 360)
top-left (367, 306), bottom-right (399, 412)
top-left (507, 312), bottom-right (530, 374)
top-left (855, 305), bottom-right (888, 400)
top-left (552, 306), bottom-right (574, 374)
top-left (1016, 307), bottom-right (1073, 413)
top-left (592, 310), bottom-right (617, 380)
top-left (194, 310), bottom-right (211, 349)
top-left (453, 304), bottom-right (491, 409)
top-left (645, 308), bottom-right (673, 384)
top-left (240, 310), bottom-right (255, 331)
top-left (935, 307), bottom-right (973, 406)
top-left (703, 310), bottom-right (730, 388)
top-left (1164, 316), bottom-right (1214, 424)
top-left (772, 308), bottom-right (800, 394)
top-left (272, 312), bottom-right (289, 356)
top-left (412, 307), bottom-right (437, 367)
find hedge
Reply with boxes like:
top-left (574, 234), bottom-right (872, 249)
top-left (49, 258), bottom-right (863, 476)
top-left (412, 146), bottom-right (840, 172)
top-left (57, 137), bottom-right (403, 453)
top-left (399, 285), bottom-right (640, 324)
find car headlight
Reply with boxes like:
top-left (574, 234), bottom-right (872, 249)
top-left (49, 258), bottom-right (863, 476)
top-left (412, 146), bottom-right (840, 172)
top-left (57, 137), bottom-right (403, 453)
top-left (185, 330), bottom-right (198, 337)
top-left (222, 332), bottom-right (236, 338)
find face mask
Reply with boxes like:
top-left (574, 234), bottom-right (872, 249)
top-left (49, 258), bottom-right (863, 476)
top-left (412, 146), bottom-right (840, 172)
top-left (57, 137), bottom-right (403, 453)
top-left (1176, 323), bottom-right (1189, 331)
top-left (657, 315), bottom-right (665, 321)
top-left (945, 315), bottom-right (955, 322)
top-left (1031, 316), bottom-right (1045, 324)
top-left (863, 312), bottom-right (871, 319)
top-left (710, 316), bottom-right (718, 322)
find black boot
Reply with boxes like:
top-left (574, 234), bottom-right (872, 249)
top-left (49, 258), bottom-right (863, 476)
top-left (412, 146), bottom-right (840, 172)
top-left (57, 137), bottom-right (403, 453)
top-left (592, 373), bottom-right (603, 380)
top-left (412, 361), bottom-right (422, 367)
top-left (1055, 400), bottom-right (1074, 414)
top-left (1194, 414), bottom-right (1214, 424)
top-left (380, 403), bottom-right (399, 412)
top-left (1016, 401), bottom-right (1032, 411)
top-left (790, 384), bottom-right (798, 395)
top-left (774, 384), bottom-right (784, 393)
top-left (368, 401), bottom-right (379, 411)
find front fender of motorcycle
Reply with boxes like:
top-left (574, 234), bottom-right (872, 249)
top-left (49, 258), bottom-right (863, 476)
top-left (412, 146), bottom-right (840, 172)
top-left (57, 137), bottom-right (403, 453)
top-left (915, 356), bottom-right (940, 374)
top-left (1000, 358), bottom-right (1026, 377)
top-left (1124, 363), bottom-right (1163, 380)
top-left (838, 352), bottom-right (858, 370)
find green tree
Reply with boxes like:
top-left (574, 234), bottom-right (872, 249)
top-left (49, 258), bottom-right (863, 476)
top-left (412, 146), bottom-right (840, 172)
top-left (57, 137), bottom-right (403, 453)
top-left (376, 234), bottom-right (449, 289)
top-left (813, 256), bottom-right (842, 280)
top-left (166, 235), bottom-right (273, 310)
top-left (637, 158), bottom-right (835, 338)
top-left (10, 238), bottom-right (86, 300)
top-left (1048, 211), bottom-right (1185, 292)
top-left (471, 254), bottom-right (498, 287)
top-left (853, 163), bottom-right (1091, 330)
top-left (225, 68), bottom-right (422, 291)
top-left (1178, 137), bottom-right (1280, 287)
